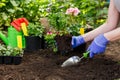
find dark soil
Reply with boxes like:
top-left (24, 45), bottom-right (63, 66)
top-left (0, 40), bottom-right (120, 80)
top-left (55, 34), bottom-right (86, 55)
top-left (55, 34), bottom-right (73, 53)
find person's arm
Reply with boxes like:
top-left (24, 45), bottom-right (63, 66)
top-left (82, 0), bottom-right (120, 42)
top-left (104, 27), bottom-right (120, 41)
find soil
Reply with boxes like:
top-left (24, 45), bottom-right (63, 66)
top-left (0, 39), bottom-right (120, 80)
top-left (55, 34), bottom-right (73, 53)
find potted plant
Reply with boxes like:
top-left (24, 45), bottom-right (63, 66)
top-left (48, 12), bottom-right (68, 34)
top-left (47, 10), bottom-right (73, 54)
top-left (0, 44), bottom-right (6, 64)
top-left (54, 7), bottom-right (93, 55)
top-left (11, 47), bottom-right (24, 65)
top-left (0, 44), bottom-right (24, 65)
top-left (25, 22), bottom-right (45, 51)
top-left (44, 31), bottom-right (57, 52)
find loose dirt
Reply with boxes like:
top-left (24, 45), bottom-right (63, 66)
top-left (0, 40), bottom-right (120, 80)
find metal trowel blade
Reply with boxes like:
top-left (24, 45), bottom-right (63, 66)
top-left (61, 56), bottom-right (81, 67)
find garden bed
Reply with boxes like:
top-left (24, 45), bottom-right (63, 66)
top-left (0, 40), bottom-right (120, 80)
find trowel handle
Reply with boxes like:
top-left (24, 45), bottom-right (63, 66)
top-left (83, 51), bottom-right (89, 58)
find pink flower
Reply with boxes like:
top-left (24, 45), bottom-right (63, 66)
top-left (47, 31), bottom-right (52, 35)
top-left (65, 7), bottom-right (80, 16)
top-left (65, 8), bottom-right (75, 15)
top-left (73, 7), bottom-right (80, 16)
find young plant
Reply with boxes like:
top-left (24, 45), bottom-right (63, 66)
top-left (0, 44), bottom-right (24, 57)
top-left (48, 12), bottom-right (68, 34)
top-left (65, 7), bottom-right (81, 35)
top-left (27, 22), bottom-right (44, 38)
top-left (0, 44), bottom-right (6, 56)
top-left (11, 47), bottom-right (24, 57)
top-left (65, 7), bottom-right (80, 25)
top-left (44, 31), bottom-right (57, 52)
top-left (67, 24), bottom-right (81, 36)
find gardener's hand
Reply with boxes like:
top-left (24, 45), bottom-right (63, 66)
top-left (87, 34), bottom-right (109, 58)
top-left (71, 36), bottom-right (85, 48)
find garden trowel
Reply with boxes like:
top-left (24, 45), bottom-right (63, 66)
top-left (61, 51), bottom-right (89, 67)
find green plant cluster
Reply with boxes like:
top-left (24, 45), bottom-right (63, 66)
top-left (44, 33), bottom-right (57, 52)
top-left (46, 0), bottom-right (108, 35)
top-left (0, 0), bottom-right (109, 53)
top-left (0, 0), bottom-right (50, 27)
top-left (73, 0), bottom-right (108, 27)
top-left (48, 12), bottom-right (68, 33)
top-left (0, 0), bottom-right (108, 29)
top-left (0, 44), bottom-right (24, 56)
top-left (27, 22), bottom-right (44, 37)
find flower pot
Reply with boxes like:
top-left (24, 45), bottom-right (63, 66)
top-left (3, 56), bottom-right (13, 64)
top-left (13, 56), bottom-right (22, 65)
top-left (25, 36), bottom-right (42, 51)
top-left (41, 36), bottom-right (45, 49)
top-left (0, 56), bottom-right (4, 64)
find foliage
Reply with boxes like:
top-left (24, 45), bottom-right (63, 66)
top-left (27, 22), bottom-right (44, 37)
top-left (47, 0), bottom-right (108, 35)
top-left (0, 0), bottom-right (108, 35)
top-left (65, 7), bottom-right (81, 35)
top-left (44, 32), bottom-right (57, 52)
top-left (67, 24), bottom-right (81, 36)
top-left (0, 44), bottom-right (24, 56)
top-left (46, 1), bottom-right (74, 34)
top-left (48, 12), bottom-right (68, 34)
top-left (72, 0), bottom-right (108, 27)
top-left (0, 0), bottom-right (50, 27)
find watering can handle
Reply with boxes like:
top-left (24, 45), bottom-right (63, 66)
top-left (83, 51), bottom-right (89, 58)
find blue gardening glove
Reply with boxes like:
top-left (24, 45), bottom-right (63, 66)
top-left (87, 34), bottom-right (109, 58)
top-left (71, 36), bottom-right (85, 48)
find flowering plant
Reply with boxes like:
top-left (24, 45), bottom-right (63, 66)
top-left (66, 7), bottom-right (80, 24)
top-left (65, 7), bottom-right (81, 35)
top-left (44, 31), bottom-right (57, 52)
top-left (66, 7), bottom-right (80, 16)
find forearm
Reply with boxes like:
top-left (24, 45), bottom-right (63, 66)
top-left (82, 0), bottom-right (119, 42)
top-left (82, 22), bottom-right (116, 42)
top-left (104, 27), bottom-right (120, 41)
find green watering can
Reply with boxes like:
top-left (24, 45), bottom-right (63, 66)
top-left (0, 26), bottom-right (26, 48)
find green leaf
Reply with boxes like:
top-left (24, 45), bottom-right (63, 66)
top-left (0, 3), bottom-right (6, 8)
top-left (25, 0), bottom-right (32, 4)
top-left (10, 0), bottom-right (20, 7)
top-left (16, 7), bottom-right (23, 11)
top-left (1, 12), bottom-right (8, 20)
top-left (7, 9), bottom-right (15, 13)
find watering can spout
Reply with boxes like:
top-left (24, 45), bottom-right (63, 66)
top-left (0, 31), bottom-right (8, 45)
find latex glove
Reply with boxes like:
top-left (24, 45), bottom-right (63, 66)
top-left (71, 36), bottom-right (85, 48)
top-left (87, 34), bottom-right (109, 58)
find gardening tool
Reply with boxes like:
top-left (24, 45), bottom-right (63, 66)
top-left (11, 18), bottom-right (29, 36)
top-left (61, 51), bottom-right (89, 67)
top-left (0, 26), bottom-right (26, 48)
